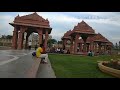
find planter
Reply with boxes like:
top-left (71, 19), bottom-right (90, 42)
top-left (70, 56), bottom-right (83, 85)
top-left (98, 61), bottom-right (120, 78)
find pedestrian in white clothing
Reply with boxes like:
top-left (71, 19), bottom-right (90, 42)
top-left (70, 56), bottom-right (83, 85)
top-left (28, 40), bottom-right (32, 50)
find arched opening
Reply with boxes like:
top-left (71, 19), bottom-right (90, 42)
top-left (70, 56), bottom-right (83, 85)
top-left (9, 13), bottom-right (51, 51)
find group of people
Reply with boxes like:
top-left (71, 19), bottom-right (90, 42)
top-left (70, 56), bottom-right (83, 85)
top-left (88, 50), bottom-right (94, 56)
top-left (56, 48), bottom-right (64, 53)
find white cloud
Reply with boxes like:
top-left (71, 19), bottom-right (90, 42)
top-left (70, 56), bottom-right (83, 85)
top-left (0, 14), bottom-right (14, 35)
top-left (0, 12), bottom-right (120, 44)
top-left (37, 12), bottom-right (79, 23)
top-left (18, 12), bottom-right (34, 16)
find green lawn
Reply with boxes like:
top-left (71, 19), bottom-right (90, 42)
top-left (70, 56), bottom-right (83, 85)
top-left (48, 54), bottom-right (120, 78)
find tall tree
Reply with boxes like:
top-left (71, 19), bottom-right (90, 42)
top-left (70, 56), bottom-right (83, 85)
top-left (47, 39), bottom-right (57, 48)
top-left (119, 41), bottom-right (120, 49)
top-left (116, 42), bottom-right (118, 49)
top-left (0, 35), bottom-right (13, 39)
top-left (1, 35), bottom-right (6, 39)
top-left (58, 41), bottom-right (62, 44)
top-left (6, 35), bottom-right (13, 39)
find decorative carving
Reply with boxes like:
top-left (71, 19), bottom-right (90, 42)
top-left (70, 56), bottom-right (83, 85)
top-left (10, 12), bottom-right (52, 50)
top-left (73, 20), bottom-right (95, 34)
top-left (62, 20), bottom-right (113, 54)
top-left (14, 12), bottom-right (50, 27)
top-left (92, 33), bottom-right (109, 43)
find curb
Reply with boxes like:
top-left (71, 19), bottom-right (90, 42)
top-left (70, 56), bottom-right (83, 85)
top-left (26, 58), bottom-right (41, 78)
top-left (98, 62), bottom-right (120, 78)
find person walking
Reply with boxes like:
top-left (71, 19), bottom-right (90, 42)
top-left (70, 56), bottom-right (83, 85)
top-left (28, 40), bottom-right (32, 50)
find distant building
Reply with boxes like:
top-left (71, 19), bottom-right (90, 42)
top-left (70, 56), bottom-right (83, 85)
top-left (62, 20), bottom-right (113, 55)
top-left (0, 38), bottom-right (12, 46)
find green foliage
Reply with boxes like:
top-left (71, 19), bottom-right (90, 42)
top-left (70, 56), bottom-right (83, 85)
top-left (58, 41), bottom-right (62, 44)
top-left (6, 35), bottom-right (13, 39)
top-left (1, 35), bottom-right (13, 39)
top-left (47, 39), bottom-right (57, 47)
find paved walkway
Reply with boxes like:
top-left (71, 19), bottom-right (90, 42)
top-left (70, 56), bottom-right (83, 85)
top-left (36, 58), bottom-right (56, 78)
top-left (0, 50), bottom-right (56, 78)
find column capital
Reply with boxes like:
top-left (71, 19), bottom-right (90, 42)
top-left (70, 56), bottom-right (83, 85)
top-left (13, 30), bottom-right (17, 33)
top-left (19, 26), bottom-right (27, 33)
top-left (37, 30), bottom-right (42, 35)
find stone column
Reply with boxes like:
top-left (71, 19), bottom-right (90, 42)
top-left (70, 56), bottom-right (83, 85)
top-left (44, 30), bottom-right (49, 51)
top-left (93, 43), bottom-right (95, 52)
top-left (104, 43), bottom-right (106, 53)
top-left (25, 32), bottom-right (31, 49)
top-left (65, 39), bottom-right (67, 50)
top-left (17, 31), bottom-right (23, 49)
top-left (80, 43), bottom-right (82, 52)
top-left (25, 35), bottom-right (28, 49)
top-left (90, 42), bottom-right (94, 52)
top-left (86, 44), bottom-right (89, 52)
top-left (21, 33), bottom-right (24, 49)
top-left (37, 29), bottom-right (43, 46)
top-left (98, 43), bottom-right (102, 54)
top-left (63, 39), bottom-right (67, 50)
top-left (94, 42), bottom-right (97, 53)
top-left (82, 37), bottom-right (88, 53)
top-left (17, 27), bottom-right (26, 50)
top-left (12, 27), bottom-right (18, 49)
top-left (74, 34), bottom-right (79, 54)
top-left (70, 37), bottom-right (74, 54)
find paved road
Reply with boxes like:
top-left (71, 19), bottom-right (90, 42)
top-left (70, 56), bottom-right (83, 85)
top-left (0, 50), bottom-right (56, 78)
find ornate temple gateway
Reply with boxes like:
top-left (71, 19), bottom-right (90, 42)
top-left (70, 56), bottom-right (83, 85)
top-left (9, 12), bottom-right (52, 51)
top-left (62, 21), bottom-right (113, 55)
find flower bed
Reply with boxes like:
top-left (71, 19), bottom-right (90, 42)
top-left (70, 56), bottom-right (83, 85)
top-left (98, 60), bottom-right (120, 78)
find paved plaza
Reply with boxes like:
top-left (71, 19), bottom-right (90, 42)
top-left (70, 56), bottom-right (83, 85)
top-left (0, 49), bottom-right (56, 78)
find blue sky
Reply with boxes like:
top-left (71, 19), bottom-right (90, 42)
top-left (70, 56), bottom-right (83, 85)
top-left (0, 12), bottom-right (120, 45)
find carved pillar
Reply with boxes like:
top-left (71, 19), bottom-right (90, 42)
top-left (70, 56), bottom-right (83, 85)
top-left (12, 27), bottom-right (18, 49)
top-left (63, 39), bottom-right (67, 50)
top-left (17, 31), bottom-right (23, 49)
top-left (17, 27), bottom-right (26, 50)
top-left (25, 36), bottom-right (28, 49)
top-left (44, 30), bottom-right (49, 51)
top-left (20, 32), bottom-right (24, 49)
top-left (64, 39), bottom-right (67, 50)
top-left (80, 43), bottom-right (82, 52)
top-left (103, 43), bottom-right (106, 53)
top-left (74, 34), bottom-right (79, 54)
top-left (90, 42), bottom-right (94, 52)
top-left (86, 43), bottom-right (88, 52)
top-left (70, 37), bottom-right (74, 54)
top-left (37, 29), bottom-right (43, 46)
top-left (25, 32), bottom-right (31, 49)
top-left (62, 39), bottom-right (64, 50)
top-left (94, 42), bottom-right (97, 53)
top-left (93, 43), bottom-right (96, 52)
top-left (78, 43), bottom-right (80, 52)
top-left (82, 36), bottom-right (88, 53)
top-left (98, 42), bottom-right (102, 54)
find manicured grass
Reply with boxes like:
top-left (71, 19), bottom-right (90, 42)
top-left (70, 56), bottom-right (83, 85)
top-left (48, 54), bottom-right (120, 78)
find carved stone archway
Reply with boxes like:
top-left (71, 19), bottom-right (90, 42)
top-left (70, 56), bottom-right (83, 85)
top-left (9, 12), bottom-right (52, 51)
top-left (62, 20), bottom-right (113, 55)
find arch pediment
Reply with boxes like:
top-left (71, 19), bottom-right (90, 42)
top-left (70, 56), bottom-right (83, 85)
top-left (13, 12), bottom-right (50, 27)
top-left (73, 21), bottom-right (95, 34)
